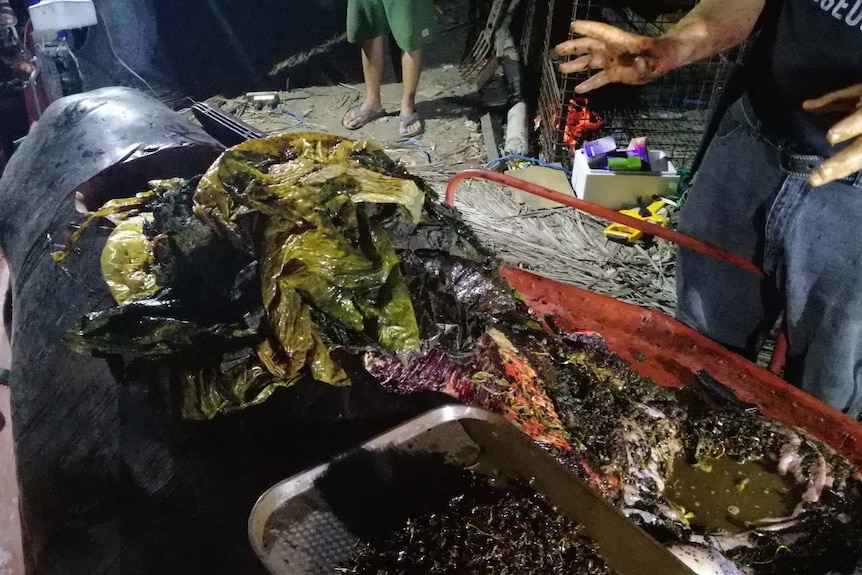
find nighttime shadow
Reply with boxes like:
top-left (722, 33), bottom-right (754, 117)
top-left (154, 0), bottom-right (361, 98)
top-left (315, 449), bottom-right (472, 542)
top-left (414, 94), bottom-right (488, 123)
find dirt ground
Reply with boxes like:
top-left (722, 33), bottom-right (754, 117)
top-left (185, 0), bottom-right (494, 177)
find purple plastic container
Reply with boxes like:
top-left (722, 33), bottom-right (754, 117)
top-left (584, 135), bottom-right (617, 158)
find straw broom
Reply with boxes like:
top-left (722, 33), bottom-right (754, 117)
top-left (428, 177), bottom-right (678, 315)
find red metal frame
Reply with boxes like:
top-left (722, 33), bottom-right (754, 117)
top-left (444, 170), bottom-right (789, 371)
top-left (503, 268), bottom-right (862, 466)
top-left (21, 21), bottom-right (52, 124)
top-left (443, 170), bottom-right (862, 464)
top-left (0, 20), bottom-right (46, 167)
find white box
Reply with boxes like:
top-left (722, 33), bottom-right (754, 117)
top-left (29, 0), bottom-right (98, 33)
top-left (571, 148), bottom-right (679, 210)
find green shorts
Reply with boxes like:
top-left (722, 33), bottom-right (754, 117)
top-left (347, 0), bottom-right (436, 52)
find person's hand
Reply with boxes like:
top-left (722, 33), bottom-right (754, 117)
top-left (554, 20), bottom-right (676, 93)
top-left (803, 85), bottom-right (862, 187)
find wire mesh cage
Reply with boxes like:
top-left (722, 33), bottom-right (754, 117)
top-left (520, 0), bottom-right (550, 68)
top-left (527, 0), bottom-right (745, 172)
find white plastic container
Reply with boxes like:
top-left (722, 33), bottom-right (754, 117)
top-left (29, 0), bottom-right (98, 33)
top-left (571, 148), bottom-right (679, 210)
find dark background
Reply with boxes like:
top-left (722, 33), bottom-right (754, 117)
top-left (6, 0), bottom-right (366, 100)
top-left (2, 0), bottom-right (367, 164)
top-left (83, 0), bottom-right (363, 99)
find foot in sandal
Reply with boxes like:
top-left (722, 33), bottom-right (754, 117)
top-left (399, 110), bottom-right (424, 139)
top-left (342, 106), bottom-right (386, 130)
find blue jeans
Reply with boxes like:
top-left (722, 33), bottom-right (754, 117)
top-left (677, 95), bottom-right (862, 418)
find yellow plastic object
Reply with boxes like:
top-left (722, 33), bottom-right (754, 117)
top-left (52, 191), bottom-right (154, 262)
top-left (100, 214), bottom-right (159, 305)
top-left (193, 133), bottom-right (424, 395)
top-left (604, 200), bottom-right (670, 245)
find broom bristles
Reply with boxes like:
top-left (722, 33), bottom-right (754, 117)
top-left (431, 177), bottom-right (678, 316)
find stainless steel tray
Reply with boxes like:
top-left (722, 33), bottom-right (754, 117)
top-left (249, 405), bottom-right (696, 575)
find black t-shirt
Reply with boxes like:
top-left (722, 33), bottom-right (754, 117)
top-left (746, 0), bottom-right (862, 155)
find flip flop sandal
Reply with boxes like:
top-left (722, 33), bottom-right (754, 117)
top-left (399, 113), bottom-right (424, 139)
top-left (0, 2), bottom-right (16, 27)
top-left (342, 107), bottom-right (386, 130)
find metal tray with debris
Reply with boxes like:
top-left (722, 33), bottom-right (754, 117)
top-left (248, 405), bottom-right (697, 575)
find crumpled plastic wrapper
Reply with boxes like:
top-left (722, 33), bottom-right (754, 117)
top-left (66, 133), bottom-right (496, 420)
top-left (100, 215), bottom-right (159, 305)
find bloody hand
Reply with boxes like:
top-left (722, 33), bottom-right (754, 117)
top-left (554, 20), bottom-right (676, 94)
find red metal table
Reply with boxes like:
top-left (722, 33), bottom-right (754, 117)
top-left (447, 169), bottom-right (862, 466)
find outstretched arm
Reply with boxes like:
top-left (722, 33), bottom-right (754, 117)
top-left (555, 0), bottom-right (766, 93)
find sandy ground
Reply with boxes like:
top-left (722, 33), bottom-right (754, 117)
top-left (202, 67), bottom-right (488, 173)
top-left (188, 0), bottom-right (493, 177)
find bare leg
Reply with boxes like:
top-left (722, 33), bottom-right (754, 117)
top-left (360, 36), bottom-right (385, 111)
top-left (400, 49), bottom-right (423, 135)
top-left (342, 36), bottom-right (386, 130)
top-left (344, 36), bottom-right (386, 129)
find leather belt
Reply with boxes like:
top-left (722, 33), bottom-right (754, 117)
top-left (779, 149), bottom-right (858, 184)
